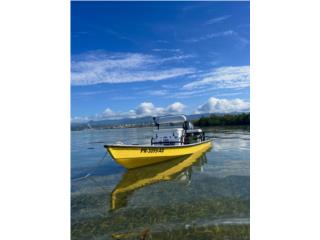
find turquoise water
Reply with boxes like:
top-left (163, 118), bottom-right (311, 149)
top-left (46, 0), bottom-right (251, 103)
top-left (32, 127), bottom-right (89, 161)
top-left (71, 126), bottom-right (250, 239)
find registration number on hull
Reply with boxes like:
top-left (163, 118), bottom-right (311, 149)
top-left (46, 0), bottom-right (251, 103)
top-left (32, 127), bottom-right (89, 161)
top-left (140, 148), bottom-right (164, 153)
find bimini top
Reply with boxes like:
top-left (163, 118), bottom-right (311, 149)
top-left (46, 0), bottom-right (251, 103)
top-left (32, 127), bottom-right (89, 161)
top-left (153, 115), bottom-right (187, 125)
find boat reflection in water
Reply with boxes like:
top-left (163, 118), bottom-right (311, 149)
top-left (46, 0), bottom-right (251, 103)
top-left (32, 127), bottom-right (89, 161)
top-left (110, 144), bottom-right (212, 210)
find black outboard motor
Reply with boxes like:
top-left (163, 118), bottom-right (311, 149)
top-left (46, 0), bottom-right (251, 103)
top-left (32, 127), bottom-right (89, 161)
top-left (183, 121), bottom-right (194, 130)
top-left (184, 121), bottom-right (204, 144)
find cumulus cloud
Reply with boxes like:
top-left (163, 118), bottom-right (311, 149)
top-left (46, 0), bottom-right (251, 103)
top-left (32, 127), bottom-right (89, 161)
top-left (133, 102), bottom-right (185, 117)
top-left (135, 102), bottom-right (165, 116)
top-left (196, 97), bottom-right (249, 114)
top-left (183, 66), bottom-right (249, 90)
top-left (103, 108), bottom-right (117, 117)
top-left (71, 52), bottom-right (195, 85)
top-left (166, 102), bottom-right (185, 113)
top-left (72, 98), bottom-right (251, 123)
top-left (83, 102), bottom-right (187, 121)
top-left (100, 107), bottom-right (135, 119)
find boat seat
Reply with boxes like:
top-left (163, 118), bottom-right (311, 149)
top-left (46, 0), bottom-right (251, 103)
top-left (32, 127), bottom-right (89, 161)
top-left (152, 128), bottom-right (184, 145)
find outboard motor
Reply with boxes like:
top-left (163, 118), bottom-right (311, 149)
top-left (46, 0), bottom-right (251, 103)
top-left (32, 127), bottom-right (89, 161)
top-left (183, 121), bottom-right (194, 131)
top-left (184, 121), bottom-right (204, 144)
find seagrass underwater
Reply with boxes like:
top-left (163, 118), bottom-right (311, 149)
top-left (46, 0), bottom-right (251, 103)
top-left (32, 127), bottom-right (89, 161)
top-left (71, 126), bottom-right (249, 239)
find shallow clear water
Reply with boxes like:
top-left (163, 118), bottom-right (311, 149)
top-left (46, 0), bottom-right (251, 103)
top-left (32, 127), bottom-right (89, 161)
top-left (71, 126), bottom-right (250, 240)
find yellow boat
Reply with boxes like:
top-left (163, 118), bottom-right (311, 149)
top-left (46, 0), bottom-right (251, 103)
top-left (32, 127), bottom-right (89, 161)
top-left (105, 140), bottom-right (212, 169)
top-left (110, 144), bottom-right (211, 210)
top-left (104, 115), bottom-right (213, 169)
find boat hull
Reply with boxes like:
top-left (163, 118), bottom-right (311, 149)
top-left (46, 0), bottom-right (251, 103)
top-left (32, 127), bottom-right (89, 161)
top-left (111, 145), bottom-right (210, 210)
top-left (104, 140), bottom-right (212, 169)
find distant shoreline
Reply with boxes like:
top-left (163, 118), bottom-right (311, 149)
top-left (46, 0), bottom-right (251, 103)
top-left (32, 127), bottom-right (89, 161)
top-left (71, 113), bottom-right (250, 131)
top-left (193, 113), bottom-right (250, 127)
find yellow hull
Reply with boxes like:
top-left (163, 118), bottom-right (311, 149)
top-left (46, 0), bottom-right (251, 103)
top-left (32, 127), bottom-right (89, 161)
top-left (105, 140), bottom-right (212, 169)
top-left (111, 145), bottom-right (211, 210)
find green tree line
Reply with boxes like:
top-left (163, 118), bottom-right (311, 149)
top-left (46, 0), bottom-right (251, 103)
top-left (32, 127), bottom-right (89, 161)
top-left (193, 113), bottom-right (250, 127)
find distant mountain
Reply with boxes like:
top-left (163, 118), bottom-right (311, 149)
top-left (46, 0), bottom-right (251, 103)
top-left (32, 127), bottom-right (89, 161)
top-left (71, 112), bottom-right (246, 131)
top-left (89, 116), bottom-right (154, 127)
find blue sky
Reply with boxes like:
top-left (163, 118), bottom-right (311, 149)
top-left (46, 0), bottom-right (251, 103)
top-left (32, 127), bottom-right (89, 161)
top-left (71, 1), bottom-right (250, 122)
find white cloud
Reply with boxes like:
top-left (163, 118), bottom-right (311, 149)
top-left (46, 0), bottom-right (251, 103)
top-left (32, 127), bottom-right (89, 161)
top-left (135, 102), bottom-right (165, 116)
top-left (71, 52), bottom-right (195, 85)
top-left (71, 116), bottom-right (90, 123)
top-left (101, 107), bottom-right (135, 120)
top-left (72, 98), bottom-right (251, 122)
top-left (152, 48), bottom-right (182, 53)
top-left (89, 102), bottom-right (187, 120)
top-left (205, 15), bottom-right (231, 24)
top-left (183, 66), bottom-right (250, 90)
top-left (196, 97), bottom-right (249, 114)
top-left (149, 90), bottom-right (168, 96)
top-left (103, 108), bottom-right (116, 117)
top-left (186, 30), bottom-right (235, 43)
top-left (166, 102), bottom-right (185, 113)
top-left (134, 102), bottom-right (185, 117)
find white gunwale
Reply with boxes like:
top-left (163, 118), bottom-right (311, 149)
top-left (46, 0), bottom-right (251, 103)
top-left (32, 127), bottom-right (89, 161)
top-left (104, 139), bottom-right (212, 149)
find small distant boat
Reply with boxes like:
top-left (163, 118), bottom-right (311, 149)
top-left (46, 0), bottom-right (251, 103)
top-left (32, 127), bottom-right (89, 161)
top-left (104, 115), bottom-right (213, 169)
